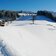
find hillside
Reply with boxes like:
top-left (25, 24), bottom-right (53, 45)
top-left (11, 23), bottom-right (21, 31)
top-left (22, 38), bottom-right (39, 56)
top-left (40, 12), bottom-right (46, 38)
top-left (0, 16), bottom-right (56, 56)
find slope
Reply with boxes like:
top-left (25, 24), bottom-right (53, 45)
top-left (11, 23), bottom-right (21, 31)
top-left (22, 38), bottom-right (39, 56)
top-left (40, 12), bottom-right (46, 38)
top-left (0, 16), bottom-right (56, 56)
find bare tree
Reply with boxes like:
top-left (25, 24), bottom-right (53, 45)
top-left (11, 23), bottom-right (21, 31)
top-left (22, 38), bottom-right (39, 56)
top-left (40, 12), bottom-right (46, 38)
top-left (32, 15), bottom-right (36, 24)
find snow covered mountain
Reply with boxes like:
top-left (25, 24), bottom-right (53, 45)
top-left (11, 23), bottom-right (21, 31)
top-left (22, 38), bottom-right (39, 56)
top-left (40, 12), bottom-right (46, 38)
top-left (0, 16), bottom-right (56, 56)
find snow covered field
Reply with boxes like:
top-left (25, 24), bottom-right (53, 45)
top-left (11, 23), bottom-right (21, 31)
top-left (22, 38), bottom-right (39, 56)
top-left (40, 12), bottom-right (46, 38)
top-left (0, 16), bottom-right (56, 56)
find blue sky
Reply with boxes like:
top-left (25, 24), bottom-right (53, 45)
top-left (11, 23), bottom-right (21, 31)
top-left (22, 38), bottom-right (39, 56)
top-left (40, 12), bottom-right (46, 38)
top-left (0, 0), bottom-right (56, 12)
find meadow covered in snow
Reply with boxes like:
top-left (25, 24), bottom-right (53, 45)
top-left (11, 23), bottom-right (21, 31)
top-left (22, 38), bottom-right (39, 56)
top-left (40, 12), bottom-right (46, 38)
top-left (0, 16), bottom-right (56, 56)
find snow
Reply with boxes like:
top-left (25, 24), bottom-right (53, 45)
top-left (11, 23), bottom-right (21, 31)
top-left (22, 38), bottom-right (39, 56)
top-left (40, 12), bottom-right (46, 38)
top-left (16, 16), bottom-right (53, 22)
top-left (16, 16), bottom-right (32, 21)
top-left (0, 16), bottom-right (56, 56)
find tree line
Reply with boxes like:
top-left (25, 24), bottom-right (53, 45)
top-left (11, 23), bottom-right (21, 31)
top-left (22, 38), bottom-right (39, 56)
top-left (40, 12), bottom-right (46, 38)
top-left (0, 10), bottom-right (19, 22)
top-left (37, 10), bottom-right (56, 21)
top-left (0, 10), bottom-right (56, 22)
